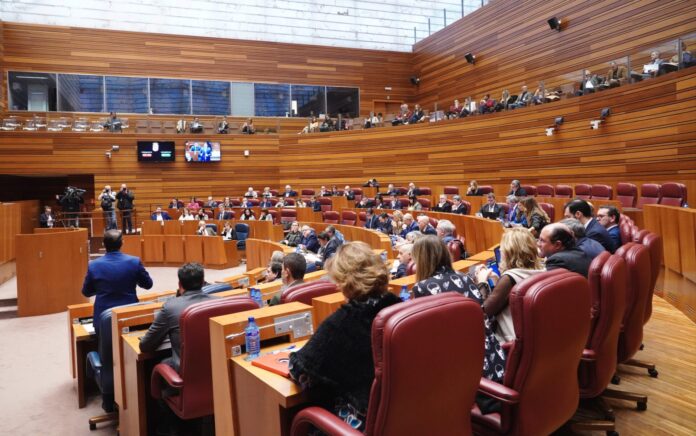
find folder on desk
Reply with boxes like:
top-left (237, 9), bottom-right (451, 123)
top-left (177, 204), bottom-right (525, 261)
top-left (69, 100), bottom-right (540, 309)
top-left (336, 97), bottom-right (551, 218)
top-left (251, 351), bottom-right (291, 378)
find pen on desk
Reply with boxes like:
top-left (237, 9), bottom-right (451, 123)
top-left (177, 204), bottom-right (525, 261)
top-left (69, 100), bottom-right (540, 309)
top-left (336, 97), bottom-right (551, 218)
top-left (272, 345), bottom-right (296, 355)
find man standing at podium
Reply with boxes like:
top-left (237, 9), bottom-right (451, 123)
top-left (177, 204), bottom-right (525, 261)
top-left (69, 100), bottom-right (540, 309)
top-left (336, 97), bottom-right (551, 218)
top-left (82, 230), bottom-right (153, 335)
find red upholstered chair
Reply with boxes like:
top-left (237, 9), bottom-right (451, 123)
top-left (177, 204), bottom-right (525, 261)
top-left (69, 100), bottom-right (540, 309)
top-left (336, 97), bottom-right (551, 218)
top-left (280, 281), bottom-right (339, 305)
top-left (301, 189), bottom-right (315, 196)
top-left (478, 185), bottom-right (494, 195)
top-left (340, 210), bottom-right (357, 226)
top-left (620, 222), bottom-right (635, 246)
top-left (246, 198), bottom-right (259, 207)
top-left (572, 253), bottom-right (626, 434)
top-left (637, 184), bottom-right (661, 208)
top-left (574, 183), bottom-right (592, 199)
top-left (291, 293), bottom-right (485, 436)
top-left (416, 198), bottom-right (431, 210)
top-left (322, 211), bottom-right (340, 224)
top-left (353, 188), bottom-right (363, 202)
top-left (602, 243), bottom-right (652, 407)
top-left (427, 217), bottom-right (439, 228)
top-left (659, 182), bottom-right (687, 207)
top-left (357, 212), bottom-right (366, 227)
top-left (536, 184), bottom-right (555, 197)
top-left (616, 183), bottom-right (637, 208)
top-left (619, 214), bottom-right (634, 227)
top-left (443, 186), bottom-right (459, 195)
top-left (461, 200), bottom-right (472, 215)
top-left (397, 198), bottom-right (409, 209)
top-left (150, 297), bottom-right (258, 420)
top-left (318, 197), bottom-right (333, 212)
top-left (284, 198), bottom-right (296, 206)
top-left (555, 184), bottom-right (573, 198)
top-left (405, 261), bottom-right (416, 275)
top-left (418, 187), bottom-right (432, 195)
top-left (280, 208), bottom-right (297, 226)
top-left (521, 184), bottom-right (537, 196)
top-left (270, 189), bottom-right (279, 197)
top-left (396, 186), bottom-right (407, 195)
top-left (497, 202), bottom-right (510, 217)
top-left (230, 199), bottom-right (241, 207)
top-left (447, 239), bottom-right (464, 261)
top-left (639, 232), bottom-right (662, 325)
top-left (539, 202), bottom-right (555, 222)
top-left (471, 270), bottom-right (591, 436)
top-left (590, 184), bottom-right (613, 200)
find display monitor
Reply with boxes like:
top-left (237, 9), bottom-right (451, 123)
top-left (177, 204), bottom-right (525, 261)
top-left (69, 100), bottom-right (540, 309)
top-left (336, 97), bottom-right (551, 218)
top-left (184, 141), bottom-right (221, 162)
top-left (137, 141), bottom-right (175, 162)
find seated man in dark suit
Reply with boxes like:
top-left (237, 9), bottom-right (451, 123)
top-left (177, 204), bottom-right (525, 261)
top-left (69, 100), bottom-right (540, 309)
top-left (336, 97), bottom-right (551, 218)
top-left (508, 179), bottom-right (527, 197)
top-left (305, 195), bottom-right (322, 212)
top-left (343, 185), bottom-right (356, 201)
top-left (383, 183), bottom-right (399, 196)
top-left (538, 223), bottom-right (592, 277)
top-left (215, 204), bottom-right (233, 221)
top-left (416, 215), bottom-right (437, 235)
top-left (376, 212), bottom-right (393, 235)
top-left (259, 197), bottom-right (274, 209)
top-left (189, 117), bottom-right (203, 133)
top-left (400, 213), bottom-right (418, 238)
top-left (560, 218), bottom-right (605, 260)
top-left (450, 195), bottom-right (468, 215)
top-left (269, 253), bottom-right (306, 306)
top-left (477, 193), bottom-right (505, 220)
top-left (39, 205), bottom-right (56, 228)
top-left (356, 197), bottom-right (372, 208)
top-left (364, 207), bottom-right (379, 230)
top-left (151, 206), bottom-right (172, 222)
top-left (432, 194), bottom-right (452, 213)
top-left (406, 182), bottom-right (420, 197)
top-left (387, 195), bottom-right (401, 210)
top-left (564, 199), bottom-right (615, 253)
top-left (316, 231), bottom-right (341, 268)
top-left (283, 185), bottom-right (298, 198)
top-left (299, 225), bottom-right (320, 253)
top-left (596, 205), bottom-right (622, 251)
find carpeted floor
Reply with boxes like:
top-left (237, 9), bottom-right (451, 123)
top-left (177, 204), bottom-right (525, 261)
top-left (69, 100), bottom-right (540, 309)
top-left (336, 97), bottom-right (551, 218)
top-left (0, 264), bottom-right (245, 435)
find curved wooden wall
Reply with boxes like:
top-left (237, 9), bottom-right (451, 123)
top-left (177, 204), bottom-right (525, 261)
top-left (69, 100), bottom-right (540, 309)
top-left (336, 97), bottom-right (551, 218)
top-left (412, 0), bottom-right (696, 110)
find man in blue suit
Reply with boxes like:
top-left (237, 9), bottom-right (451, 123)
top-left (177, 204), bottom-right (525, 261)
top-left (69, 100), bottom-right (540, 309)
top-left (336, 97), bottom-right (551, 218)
top-left (564, 199), bottom-right (616, 253)
top-left (597, 205), bottom-right (622, 251)
top-left (150, 206), bottom-right (172, 221)
top-left (82, 230), bottom-right (153, 335)
top-left (400, 213), bottom-right (418, 237)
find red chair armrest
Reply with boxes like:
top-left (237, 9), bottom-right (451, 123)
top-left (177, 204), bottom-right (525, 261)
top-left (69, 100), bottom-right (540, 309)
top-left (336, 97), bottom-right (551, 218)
top-left (291, 407), bottom-right (362, 436)
top-left (150, 363), bottom-right (183, 399)
top-left (501, 341), bottom-right (514, 352)
top-left (478, 377), bottom-right (520, 404)
top-left (581, 349), bottom-right (597, 361)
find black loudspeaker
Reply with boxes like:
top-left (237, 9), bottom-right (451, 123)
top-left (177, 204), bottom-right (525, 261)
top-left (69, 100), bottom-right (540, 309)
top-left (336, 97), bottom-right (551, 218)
top-left (548, 17), bottom-right (562, 31)
top-left (600, 107), bottom-right (611, 120)
top-left (464, 53), bottom-right (475, 64)
top-left (554, 116), bottom-right (565, 126)
top-left (410, 76), bottom-right (420, 86)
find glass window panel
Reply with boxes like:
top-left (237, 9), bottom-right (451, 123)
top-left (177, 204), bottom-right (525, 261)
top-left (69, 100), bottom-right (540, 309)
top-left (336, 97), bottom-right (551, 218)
top-left (57, 74), bottom-right (104, 112)
top-left (231, 82), bottom-right (254, 116)
top-left (150, 78), bottom-right (191, 115)
top-left (254, 83), bottom-right (290, 117)
top-left (192, 80), bottom-right (229, 115)
top-left (8, 72), bottom-right (57, 111)
top-left (105, 76), bottom-right (148, 114)
top-left (291, 85), bottom-right (325, 117)
top-left (327, 87), bottom-right (359, 118)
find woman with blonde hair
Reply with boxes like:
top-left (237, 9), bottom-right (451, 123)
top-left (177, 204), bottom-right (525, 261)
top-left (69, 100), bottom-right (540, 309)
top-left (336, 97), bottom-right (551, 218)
top-left (517, 196), bottom-right (550, 237)
top-left (466, 180), bottom-right (481, 196)
top-left (475, 227), bottom-right (545, 343)
top-left (289, 242), bottom-right (400, 431)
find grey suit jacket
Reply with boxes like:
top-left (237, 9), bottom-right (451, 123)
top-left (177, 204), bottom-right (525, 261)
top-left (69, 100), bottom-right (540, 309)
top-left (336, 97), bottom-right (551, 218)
top-left (139, 290), bottom-right (214, 371)
top-left (545, 248), bottom-right (592, 278)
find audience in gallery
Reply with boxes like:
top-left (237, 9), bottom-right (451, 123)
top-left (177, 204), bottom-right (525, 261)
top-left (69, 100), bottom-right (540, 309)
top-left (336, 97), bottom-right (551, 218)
top-left (479, 94), bottom-right (495, 114)
top-left (299, 225), bottom-right (320, 253)
top-left (391, 103), bottom-right (413, 126)
top-left (509, 85), bottom-right (532, 109)
top-left (240, 208), bottom-right (255, 220)
top-left (607, 61), bottom-right (629, 87)
top-left (477, 193), bottom-right (505, 220)
top-left (466, 180), bottom-right (482, 196)
top-left (560, 218), bottom-right (605, 260)
top-left (564, 198), bottom-right (615, 253)
top-left (281, 221), bottom-right (302, 247)
top-left (319, 116), bottom-right (335, 132)
top-left (259, 209), bottom-right (273, 222)
top-left (241, 118), bottom-right (255, 134)
top-left (597, 205), bottom-right (622, 250)
top-left (516, 197), bottom-right (550, 238)
top-left (363, 112), bottom-right (380, 129)
top-left (299, 117), bottom-right (320, 134)
top-left (391, 243), bottom-right (413, 279)
top-left (417, 215), bottom-right (437, 235)
top-left (432, 194), bottom-right (452, 213)
top-left (495, 89), bottom-right (511, 112)
top-left (217, 116), bottom-right (229, 134)
top-left (289, 242), bottom-right (400, 432)
top-left (220, 221), bottom-right (237, 241)
top-left (537, 222), bottom-right (592, 277)
top-left (189, 117), bottom-right (203, 133)
top-left (447, 98), bottom-right (467, 119)
top-left (269, 253), bottom-right (307, 306)
top-left (410, 236), bottom-right (506, 384)
top-left (409, 104), bottom-right (426, 124)
top-left (178, 207), bottom-right (194, 221)
top-left (451, 195), bottom-right (469, 215)
top-left (150, 206), bottom-right (172, 221)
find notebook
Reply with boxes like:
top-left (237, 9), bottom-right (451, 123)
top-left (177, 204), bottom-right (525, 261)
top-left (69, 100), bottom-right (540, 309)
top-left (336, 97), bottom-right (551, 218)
top-left (251, 351), bottom-right (292, 378)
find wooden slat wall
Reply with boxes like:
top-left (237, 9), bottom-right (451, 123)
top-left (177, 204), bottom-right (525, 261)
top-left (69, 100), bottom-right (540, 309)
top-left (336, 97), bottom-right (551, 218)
top-left (0, 22), bottom-right (413, 117)
top-left (411, 0), bottom-right (696, 111)
top-left (0, 202), bottom-right (22, 264)
top-left (277, 67), bottom-right (696, 197)
top-left (0, 20), bottom-right (4, 113)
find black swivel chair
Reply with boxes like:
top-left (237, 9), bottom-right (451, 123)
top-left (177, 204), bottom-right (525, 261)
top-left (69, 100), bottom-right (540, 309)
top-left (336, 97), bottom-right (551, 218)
top-left (85, 309), bottom-right (119, 430)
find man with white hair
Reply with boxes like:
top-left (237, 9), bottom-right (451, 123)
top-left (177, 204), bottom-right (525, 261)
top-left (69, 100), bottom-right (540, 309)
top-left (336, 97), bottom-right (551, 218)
top-left (417, 215), bottom-right (437, 235)
top-left (283, 185), bottom-right (297, 198)
top-left (436, 219), bottom-right (456, 244)
top-left (400, 213), bottom-right (418, 237)
top-left (343, 185), bottom-right (355, 200)
top-left (244, 187), bottom-right (258, 198)
top-left (406, 182), bottom-right (420, 197)
top-left (451, 195), bottom-right (468, 215)
top-left (432, 194), bottom-right (452, 213)
top-left (392, 243), bottom-right (413, 279)
top-left (299, 225), bottom-right (319, 253)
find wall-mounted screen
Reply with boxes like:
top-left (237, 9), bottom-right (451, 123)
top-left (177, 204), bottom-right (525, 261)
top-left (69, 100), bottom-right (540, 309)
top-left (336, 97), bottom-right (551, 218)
top-left (137, 141), bottom-right (175, 162)
top-left (184, 141), bottom-right (221, 162)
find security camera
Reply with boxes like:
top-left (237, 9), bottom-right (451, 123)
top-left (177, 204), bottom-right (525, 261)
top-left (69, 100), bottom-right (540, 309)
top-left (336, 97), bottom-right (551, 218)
top-left (105, 151), bottom-right (112, 159)
top-left (590, 120), bottom-right (602, 130)
top-left (111, 145), bottom-right (120, 151)
top-left (545, 127), bottom-right (555, 136)
top-left (384, 86), bottom-right (392, 91)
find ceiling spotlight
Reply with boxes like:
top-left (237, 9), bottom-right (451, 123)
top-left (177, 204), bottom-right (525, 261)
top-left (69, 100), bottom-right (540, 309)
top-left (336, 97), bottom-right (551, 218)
top-left (548, 17), bottom-right (562, 31)
top-left (600, 107), bottom-right (611, 120)
top-left (105, 151), bottom-right (112, 159)
top-left (464, 53), bottom-right (476, 65)
top-left (410, 76), bottom-right (421, 86)
top-left (111, 145), bottom-right (120, 151)
top-left (554, 116), bottom-right (564, 126)
top-left (546, 127), bottom-right (555, 136)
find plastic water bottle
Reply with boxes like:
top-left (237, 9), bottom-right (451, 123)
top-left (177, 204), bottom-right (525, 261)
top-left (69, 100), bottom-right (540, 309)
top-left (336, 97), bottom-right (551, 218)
top-left (245, 317), bottom-right (261, 358)
top-left (250, 288), bottom-right (263, 307)
top-left (380, 251), bottom-right (388, 263)
top-left (399, 285), bottom-right (411, 302)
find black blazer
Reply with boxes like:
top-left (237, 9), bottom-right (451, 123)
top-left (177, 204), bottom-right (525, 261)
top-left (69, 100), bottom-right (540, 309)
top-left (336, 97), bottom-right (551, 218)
top-left (508, 188), bottom-right (527, 197)
top-left (478, 203), bottom-right (504, 220)
top-left (216, 211), bottom-right (233, 220)
top-left (545, 248), bottom-right (592, 278)
top-left (284, 190), bottom-right (298, 198)
top-left (345, 190), bottom-right (355, 200)
top-left (39, 212), bottom-right (54, 228)
top-left (432, 202), bottom-right (452, 213)
top-left (585, 218), bottom-right (616, 253)
top-left (451, 203), bottom-right (468, 215)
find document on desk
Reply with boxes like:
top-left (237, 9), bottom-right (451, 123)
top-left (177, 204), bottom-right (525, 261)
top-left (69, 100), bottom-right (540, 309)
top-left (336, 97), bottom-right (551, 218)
top-left (251, 351), bottom-right (292, 378)
top-left (83, 323), bottom-right (95, 335)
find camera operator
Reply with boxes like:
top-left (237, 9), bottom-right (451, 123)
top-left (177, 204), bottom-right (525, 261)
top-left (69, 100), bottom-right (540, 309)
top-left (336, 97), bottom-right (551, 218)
top-left (116, 184), bottom-right (135, 234)
top-left (98, 185), bottom-right (117, 230)
top-left (56, 187), bottom-right (85, 228)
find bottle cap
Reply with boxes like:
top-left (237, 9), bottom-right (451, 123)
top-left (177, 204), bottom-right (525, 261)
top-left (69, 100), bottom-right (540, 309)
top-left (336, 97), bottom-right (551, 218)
top-left (248, 316), bottom-right (255, 322)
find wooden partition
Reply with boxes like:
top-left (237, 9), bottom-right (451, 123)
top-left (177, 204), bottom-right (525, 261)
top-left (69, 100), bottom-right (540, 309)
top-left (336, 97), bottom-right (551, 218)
top-left (15, 228), bottom-right (89, 316)
top-left (301, 221), bottom-right (393, 258)
top-left (0, 202), bottom-right (21, 264)
top-left (245, 239), bottom-right (294, 271)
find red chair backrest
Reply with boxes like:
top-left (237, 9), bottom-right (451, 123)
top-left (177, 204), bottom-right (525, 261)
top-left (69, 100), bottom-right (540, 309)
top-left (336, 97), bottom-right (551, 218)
top-left (231, 199), bottom-right (242, 207)
top-left (322, 211), bottom-right (339, 224)
top-left (357, 211), bottom-right (367, 227)
top-left (639, 232), bottom-right (662, 325)
top-left (416, 198), bottom-right (431, 210)
top-left (284, 198), bottom-right (296, 206)
top-left (270, 189), bottom-right (279, 197)
top-left (396, 186), bottom-right (407, 195)
top-left (555, 184), bottom-right (573, 198)
top-left (614, 243), bottom-right (651, 363)
top-left (280, 208), bottom-right (297, 224)
top-left (478, 185), bottom-right (494, 195)
top-left (616, 183), bottom-right (637, 207)
top-left (637, 183), bottom-right (661, 208)
top-left (461, 200), bottom-right (471, 215)
top-left (521, 185), bottom-right (537, 196)
top-left (659, 182), bottom-right (687, 207)
top-left (539, 202), bottom-right (555, 222)
top-left (268, 210), bottom-right (279, 224)
top-left (318, 197), bottom-right (332, 211)
top-left (501, 270), bottom-right (590, 435)
top-left (497, 202), bottom-right (510, 216)
top-left (353, 188), bottom-right (363, 202)
top-left (301, 189), bottom-right (315, 196)
top-left (364, 293), bottom-right (484, 435)
top-left (427, 217), bottom-right (439, 228)
top-left (590, 184), bottom-right (613, 200)
top-left (406, 261), bottom-right (416, 275)
top-left (447, 239), bottom-right (463, 261)
top-left (419, 187), bottom-right (432, 195)
top-left (443, 186), bottom-right (459, 195)
top-left (280, 281), bottom-right (338, 305)
top-left (580, 253), bottom-right (626, 398)
top-left (176, 297), bottom-right (258, 419)
top-left (246, 198), bottom-right (259, 207)
top-left (340, 210), bottom-right (357, 226)
top-left (574, 183), bottom-right (591, 199)
top-left (620, 222), bottom-right (635, 245)
top-left (537, 184), bottom-right (555, 197)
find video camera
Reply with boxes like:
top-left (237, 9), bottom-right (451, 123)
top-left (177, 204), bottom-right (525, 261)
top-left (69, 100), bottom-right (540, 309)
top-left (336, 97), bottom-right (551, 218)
top-left (64, 186), bottom-right (86, 200)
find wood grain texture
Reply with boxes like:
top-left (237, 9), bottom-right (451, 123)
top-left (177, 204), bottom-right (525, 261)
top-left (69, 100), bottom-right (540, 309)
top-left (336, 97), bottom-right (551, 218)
top-left (412, 0), bottom-right (696, 111)
top-left (0, 202), bottom-right (21, 264)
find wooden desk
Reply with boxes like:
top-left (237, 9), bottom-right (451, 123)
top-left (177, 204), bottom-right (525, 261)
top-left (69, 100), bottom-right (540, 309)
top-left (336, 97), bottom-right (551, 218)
top-left (312, 292), bottom-right (345, 328)
top-left (468, 251), bottom-right (495, 262)
top-left (209, 303), bottom-right (315, 436)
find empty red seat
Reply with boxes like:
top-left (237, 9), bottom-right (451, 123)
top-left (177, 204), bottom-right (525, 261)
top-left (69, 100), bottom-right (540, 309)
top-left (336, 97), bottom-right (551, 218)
top-left (357, 211), bottom-right (366, 227)
top-left (574, 183), bottom-right (591, 199)
top-left (443, 186), bottom-right (459, 195)
top-left (590, 184), bottom-right (613, 200)
top-left (301, 189), bottom-right (315, 196)
top-left (637, 184), bottom-right (661, 208)
top-left (478, 185), bottom-right (494, 195)
top-left (555, 184), bottom-right (573, 198)
top-left (322, 211), bottom-right (339, 223)
top-left (537, 184), bottom-right (555, 197)
top-left (353, 188), bottom-right (363, 202)
top-left (419, 187), bottom-right (432, 195)
top-left (318, 197), bottom-right (333, 212)
top-left (284, 198), bottom-right (296, 206)
top-left (416, 198), bottom-right (431, 210)
top-left (659, 182), bottom-right (687, 207)
top-left (521, 184), bottom-right (537, 196)
top-left (340, 210), bottom-right (357, 226)
top-left (616, 183), bottom-right (637, 207)
top-left (280, 281), bottom-right (338, 305)
top-left (280, 208), bottom-right (297, 225)
top-left (539, 202), bottom-right (555, 222)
